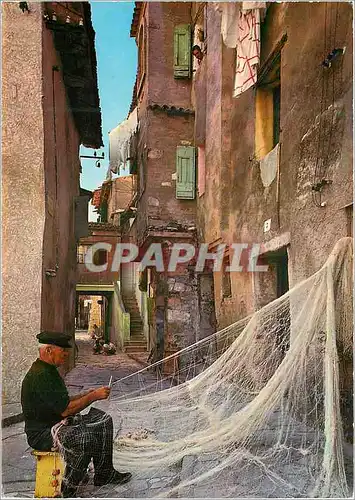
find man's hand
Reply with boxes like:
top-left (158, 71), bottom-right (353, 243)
top-left (93, 386), bottom-right (111, 401)
top-left (62, 386), bottom-right (110, 417)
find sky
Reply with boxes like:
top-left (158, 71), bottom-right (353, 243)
top-left (80, 2), bottom-right (137, 219)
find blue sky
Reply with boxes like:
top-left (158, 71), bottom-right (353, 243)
top-left (80, 1), bottom-right (137, 203)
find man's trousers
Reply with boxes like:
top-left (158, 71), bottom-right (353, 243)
top-left (56, 407), bottom-right (115, 496)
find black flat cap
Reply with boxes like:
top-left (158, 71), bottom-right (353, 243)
top-left (36, 331), bottom-right (72, 348)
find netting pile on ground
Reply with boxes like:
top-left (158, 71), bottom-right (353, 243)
top-left (106, 237), bottom-right (353, 498)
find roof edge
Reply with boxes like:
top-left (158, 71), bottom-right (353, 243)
top-left (130, 2), bottom-right (143, 38)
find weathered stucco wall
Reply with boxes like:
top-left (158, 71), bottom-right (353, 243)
top-left (146, 2), bottom-right (193, 108)
top-left (145, 111), bottom-right (196, 229)
top-left (2, 3), bottom-right (46, 404)
top-left (198, 2), bottom-right (353, 329)
top-left (2, 2), bottom-right (94, 404)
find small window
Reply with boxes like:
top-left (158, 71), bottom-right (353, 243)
top-left (222, 257), bottom-right (232, 299)
top-left (93, 250), bottom-right (107, 266)
top-left (138, 23), bottom-right (147, 93)
top-left (77, 245), bottom-right (90, 264)
top-left (345, 204), bottom-right (353, 237)
top-left (99, 201), bottom-right (108, 223)
top-left (255, 52), bottom-right (281, 159)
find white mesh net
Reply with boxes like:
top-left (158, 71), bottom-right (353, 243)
top-left (65, 237), bottom-right (351, 498)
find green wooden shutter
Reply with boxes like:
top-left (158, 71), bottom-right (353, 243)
top-left (174, 24), bottom-right (191, 79)
top-left (176, 146), bottom-right (196, 199)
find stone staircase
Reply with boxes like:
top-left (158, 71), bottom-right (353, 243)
top-left (122, 295), bottom-right (147, 353)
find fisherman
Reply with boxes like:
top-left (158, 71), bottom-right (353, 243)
top-left (21, 331), bottom-right (132, 498)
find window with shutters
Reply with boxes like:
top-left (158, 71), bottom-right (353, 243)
top-left (99, 201), bottom-right (108, 223)
top-left (174, 24), bottom-right (192, 79)
top-left (77, 245), bottom-right (92, 264)
top-left (222, 256), bottom-right (232, 299)
top-left (176, 146), bottom-right (196, 200)
top-left (255, 37), bottom-right (286, 159)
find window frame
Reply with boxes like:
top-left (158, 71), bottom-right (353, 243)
top-left (255, 35), bottom-right (287, 160)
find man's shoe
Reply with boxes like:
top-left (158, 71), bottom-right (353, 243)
top-left (94, 470), bottom-right (132, 487)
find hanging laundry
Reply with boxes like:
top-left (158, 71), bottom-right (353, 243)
top-left (220, 2), bottom-right (240, 49)
top-left (109, 107), bottom-right (138, 174)
top-left (242, 2), bottom-right (267, 18)
top-left (233, 3), bottom-right (266, 98)
top-left (91, 188), bottom-right (102, 208)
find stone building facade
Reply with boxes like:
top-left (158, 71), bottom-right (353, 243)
top-left (2, 2), bottom-right (102, 405)
top-left (123, 2), bottom-right (216, 363)
top-left (192, 2), bottom-right (352, 330)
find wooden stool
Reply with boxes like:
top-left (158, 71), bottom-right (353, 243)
top-left (32, 450), bottom-right (65, 498)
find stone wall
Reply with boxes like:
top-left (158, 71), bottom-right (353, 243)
top-left (134, 2), bottom-right (196, 245)
top-left (196, 2), bottom-right (353, 328)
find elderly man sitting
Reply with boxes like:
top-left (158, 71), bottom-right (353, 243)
top-left (21, 331), bottom-right (131, 498)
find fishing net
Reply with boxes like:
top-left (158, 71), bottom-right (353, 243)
top-left (106, 237), bottom-right (353, 498)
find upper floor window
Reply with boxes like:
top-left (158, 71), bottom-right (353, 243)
top-left (222, 256), bottom-right (232, 299)
top-left (255, 54), bottom-right (281, 159)
top-left (255, 34), bottom-right (287, 160)
top-left (93, 249), bottom-right (108, 267)
top-left (77, 245), bottom-right (91, 264)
